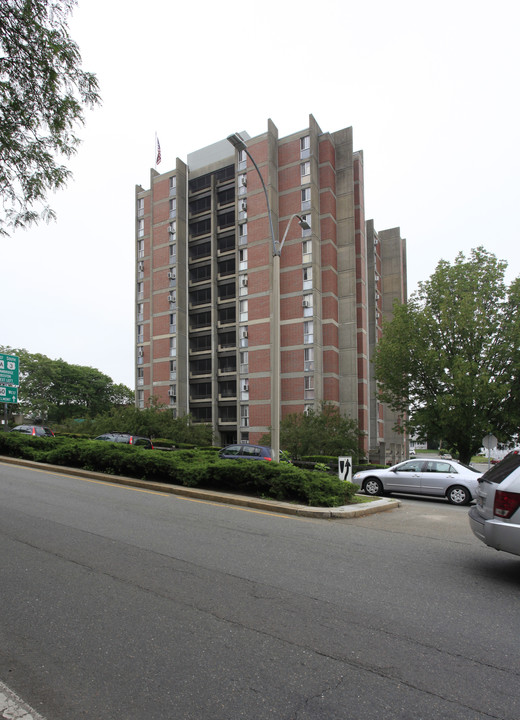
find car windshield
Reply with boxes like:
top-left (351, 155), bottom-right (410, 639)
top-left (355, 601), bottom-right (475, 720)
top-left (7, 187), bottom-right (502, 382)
top-left (456, 461), bottom-right (481, 473)
top-left (480, 452), bottom-right (520, 484)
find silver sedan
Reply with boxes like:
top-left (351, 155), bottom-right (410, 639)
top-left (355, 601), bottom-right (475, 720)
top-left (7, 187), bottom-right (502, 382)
top-left (354, 458), bottom-right (482, 505)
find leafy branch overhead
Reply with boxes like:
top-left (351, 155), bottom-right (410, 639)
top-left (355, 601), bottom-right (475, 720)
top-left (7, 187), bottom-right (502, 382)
top-left (374, 247), bottom-right (520, 463)
top-left (0, 0), bottom-right (100, 235)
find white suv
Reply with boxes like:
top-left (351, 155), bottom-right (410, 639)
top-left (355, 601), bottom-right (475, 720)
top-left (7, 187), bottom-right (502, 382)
top-left (469, 451), bottom-right (520, 556)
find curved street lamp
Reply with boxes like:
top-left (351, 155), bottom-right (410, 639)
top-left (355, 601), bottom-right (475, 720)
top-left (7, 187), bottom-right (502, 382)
top-left (228, 133), bottom-right (310, 461)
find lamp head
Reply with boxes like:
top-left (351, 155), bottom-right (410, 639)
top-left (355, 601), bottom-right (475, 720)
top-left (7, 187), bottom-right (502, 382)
top-left (227, 133), bottom-right (247, 152)
top-left (297, 215), bottom-right (311, 231)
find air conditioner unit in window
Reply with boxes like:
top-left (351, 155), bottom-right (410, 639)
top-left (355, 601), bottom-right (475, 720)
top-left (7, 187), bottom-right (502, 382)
top-left (240, 277), bottom-right (248, 287)
top-left (240, 200), bottom-right (247, 211)
top-left (302, 299), bottom-right (311, 308)
top-left (240, 329), bottom-right (248, 339)
top-left (137, 348), bottom-right (143, 357)
top-left (169, 225), bottom-right (175, 234)
top-left (168, 389), bottom-right (176, 397)
top-left (168, 295), bottom-right (175, 303)
top-left (240, 176), bottom-right (247, 186)
top-left (138, 262), bottom-right (144, 272)
top-left (168, 271), bottom-right (176, 279)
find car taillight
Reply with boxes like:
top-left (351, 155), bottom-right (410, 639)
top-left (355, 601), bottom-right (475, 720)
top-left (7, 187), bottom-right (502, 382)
top-left (32, 428), bottom-right (36, 435)
top-left (129, 436), bottom-right (134, 444)
top-left (494, 490), bottom-right (520, 519)
top-left (264, 457), bottom-right (272, 461)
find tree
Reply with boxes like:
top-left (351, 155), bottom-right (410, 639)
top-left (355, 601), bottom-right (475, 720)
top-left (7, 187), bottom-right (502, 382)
top-left (0, 347), bottom-right (133, 421)
top-left (0, 0), bottom-right (100, 235)
top-left (260, 403), bottom-right (364, 460)
top-left (374, 247), bottom-right (520, 463)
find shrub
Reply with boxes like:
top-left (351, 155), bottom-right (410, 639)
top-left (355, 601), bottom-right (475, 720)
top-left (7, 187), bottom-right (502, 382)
top-left (0, 435), bottom-right (360, 507)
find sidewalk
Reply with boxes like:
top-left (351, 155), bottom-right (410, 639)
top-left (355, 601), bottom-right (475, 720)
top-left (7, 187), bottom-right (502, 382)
top-left (0, 455), bottom-right (401, 519)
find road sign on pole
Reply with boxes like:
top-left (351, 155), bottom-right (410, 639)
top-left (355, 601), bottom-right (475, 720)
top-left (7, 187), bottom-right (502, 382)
top-left (0, 386), bottom-right (18, 403)
top-left (338, 456), bottom-right (353, 482)
top-left (0, 353), bottom-right (19, 386)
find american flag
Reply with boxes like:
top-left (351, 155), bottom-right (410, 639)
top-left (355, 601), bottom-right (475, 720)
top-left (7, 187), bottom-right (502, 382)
top-left (156, 137), bottom-right (162, 165)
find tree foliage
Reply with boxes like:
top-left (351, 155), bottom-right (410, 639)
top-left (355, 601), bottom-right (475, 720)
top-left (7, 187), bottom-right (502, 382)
top-left (1, 347), bottom-right (133, 421)
top-left (0, 0), bottom-right (100, 234)
top-left (59, 404), bottom-right (214, 446)
top-left (374, 247), bottom-right (520, 463)
top-left (260, 403), bottom-right (364, 460)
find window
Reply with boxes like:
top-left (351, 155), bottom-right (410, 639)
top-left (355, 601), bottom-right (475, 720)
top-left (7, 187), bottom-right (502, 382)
top-left (169, 220), bottom-right (176, 239)
top-left (137, 324), bottom-right (144, 344)
top-left (137, 198), bottom-right (144, 217)
top-left (137, 239), bottom-right (144, 258)
top-left (304, 375), bottom-right (314, 400)
top-left (240, 404), bottom-right (249, 427)
top-left (238, 149), bottom-right (247, 170)
top-left (239, 248), bottom-right (248, 271)
top-left (137, 282), bottom-right (144, 300)
top-left (137, 261), bottom-right (144, 280)
top-left (169, 243), bottom-right (176, 263)
top-left (304, 347), bottom-right (314, 372)
top-left (170, 360), bottom-right (176, 380)
top-left (302, 239), bottom-right (312, 264)
top-left (301, 187), bottom-right (311, 211)
top-left (169, 313), bottom-right (176, 334)
top-left (137, 390), bottom-right (144, 409)
top-left (138, 218), bottom-right (144, 237)
top-left (169, 176), bottom-right (176, 196)
top-left (170, 336), bottom-right (176, 357)
top-left (168, 290), bottom-right (176, 308)
top-left (169, 198), bottom-right (176, 219)
top-left (137, 368), bottom-right (144, 386)
top-left (300, 135), bottom-right (310, 159)
top-left (239, 198), bottom-right (247, 221)
top-left (169, 384), bottom-right (176, 404)
top-left (168, 267), bottom-right (176, 287)
top-left (137, 303), bottom-right (144, 322)
top-left (304, 320), bottom-right (313, 345)
top-left (240, 351), bottom-right (249, 374)
top-left (303, 293), bottom-right (313, 317)
top-left (238, 173), bottom-right (247, 195)
top-left (300, 161), bottom-right (310, 181)
top-left (239, 274), bottom-right (248, 296)
top-left (240, 326), bottom-right (248, 348)
top-left (239, 223), bottom-right (248, 245)
top-left (240, 299), bottom-right (248, 322)
top-left (303, 266), bottom-right (312, 291)
top-left (240, 378), bottom-right (249, 401)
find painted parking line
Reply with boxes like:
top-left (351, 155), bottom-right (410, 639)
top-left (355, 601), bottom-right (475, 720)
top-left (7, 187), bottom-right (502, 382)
top-left (0, 680), bottom-right (46, 720)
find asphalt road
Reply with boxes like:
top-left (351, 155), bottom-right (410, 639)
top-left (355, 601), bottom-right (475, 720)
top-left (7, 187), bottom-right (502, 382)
top-left (1, 461), bottom-right (519, 720)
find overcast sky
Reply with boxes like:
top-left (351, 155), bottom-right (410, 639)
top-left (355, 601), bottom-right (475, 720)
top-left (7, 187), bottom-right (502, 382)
top-left (2, 0), bottom-right (519, 389)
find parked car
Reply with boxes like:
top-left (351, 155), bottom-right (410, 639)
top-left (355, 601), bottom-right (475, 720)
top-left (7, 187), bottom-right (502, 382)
top-left (354, 458), bottom-right (482, 505)
top-left (219, 444), bottom-right (291, 463)
top-left (10, 425), bottom-right (54, 437)
top-left (94, 432), bottom-right (154, 449)
top-left (469, 451), bottom-right (520, 556)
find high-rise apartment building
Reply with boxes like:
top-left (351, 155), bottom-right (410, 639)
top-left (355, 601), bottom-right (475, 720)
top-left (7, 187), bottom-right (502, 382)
top-left (135, 115), bottom-right (407, 461)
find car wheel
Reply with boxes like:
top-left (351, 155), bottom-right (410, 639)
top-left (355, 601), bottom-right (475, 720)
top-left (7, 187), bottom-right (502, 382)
top-left (447, 485), bottom-right (471, 505)
top-left (363, 478), bottom-right (384, 496)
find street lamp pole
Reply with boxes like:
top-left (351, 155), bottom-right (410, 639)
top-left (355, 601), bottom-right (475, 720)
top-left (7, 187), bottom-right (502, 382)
top-left (227, 133), bottom-right (310, 461)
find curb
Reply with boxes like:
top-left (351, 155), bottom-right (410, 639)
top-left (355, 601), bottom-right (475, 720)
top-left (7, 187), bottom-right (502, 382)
top-left (0, 455), bottom-right (401, 519)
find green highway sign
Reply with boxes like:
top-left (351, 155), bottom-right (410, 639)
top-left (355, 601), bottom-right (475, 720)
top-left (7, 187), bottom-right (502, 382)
top-left (0, 385), bottom-right (18, 404)
top-left (0, 353), bottom-right (19, 385)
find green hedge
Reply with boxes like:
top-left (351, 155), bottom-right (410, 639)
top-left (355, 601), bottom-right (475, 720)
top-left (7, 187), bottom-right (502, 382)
top-left (0, 434), bottom-right (359, 507)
